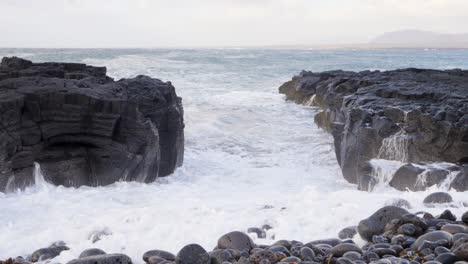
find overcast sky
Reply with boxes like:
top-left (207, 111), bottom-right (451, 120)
top-left (1, 0), bottom-right (467, 48)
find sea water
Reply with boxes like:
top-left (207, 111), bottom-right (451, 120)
top-left (0, 48), bottom-right (467, 262)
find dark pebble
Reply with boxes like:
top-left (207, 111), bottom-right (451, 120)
top-left (338, 226), bottom-right (357, 239)
top-left (249, 249), bottom-right (277, 264)
top-left (143, 250), bottom-right (176, 262)
top-left (218, 231), bottom-right (255, 251)
top-left (434, 253), bottom-right (460, 264)
top-left (423, 192), bottom-right (453, 204)
top-left (175, 244), bottom-right (210, 264)
top-left (210, 249), bottom-right (234, 264)
top-left (66, 253), bottom-right (132, 264)
top-left (330, 243), bottom-right (362, 257)
top-left (248, 228), bottom-right (267, 239)
top-left (79, 248), bottom-right (106, 258)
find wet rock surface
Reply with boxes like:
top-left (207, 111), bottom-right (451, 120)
top-left (0, 57), bottom-right (184, 191)
top-left (279, 69), bottom-right (468, 191)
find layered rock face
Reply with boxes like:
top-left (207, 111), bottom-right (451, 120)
top-left (279, 68), bottom-right (467, 191)
top-left (0, 57), bottom-right (184, 191)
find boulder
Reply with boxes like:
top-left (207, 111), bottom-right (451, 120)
top-left (358, 206), bottom-right (409, 241)
top-left (0, 57), bottom-right (184, 191)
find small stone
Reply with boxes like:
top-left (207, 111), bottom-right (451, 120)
top-left (441, 224), bottom-right (467, 234)
top-left (438, 210), bottom-right (457, 222)
top-left (210, 249), bottom-right (234, 264)
top-left (31, 245), bottom-right (69, 262)
top-left (269, 245), bottom-right (291, 256)
top-left (434, 253), bottom-right (460, 264)
top-left (175, 244), bottom-right (210, 264)
top-left (248, 228), bottom-right (267, 239)
top-left (217, 231), bottom-right (255, 251)
top-left (411, 231), bottom-right (453, 250)
top-left (249, 250), bottom-right (277, 264)
top-left (330, 244), bottom-right (362, 257)
top-left (305, 239), bottom-right (341, 247)
top-left (336, 257), bottom-right (353, 264)
top-left (147, 256), bottom-right (166, 264)
top-left (423, 192), bottom-right (453, 204)
top-left (434, 246), bottom-right (451, 256)
top-left (342, 251), bottom-right (362, 261)
top-left (143, 250), bottom-right (176, 262)
top-left (66, 254), bottom-right (132, 264)
top-left (272, 241), bottom-right (292, 250)
top-left (452, 237), bottom-right (468, 260)
top-left (279, 256), bottom-right (301, 263)
top-left (298, 247), bottom-right (315, 261)
top-left (79, 248), bottom-right (106, 258)
top-left (462, 211), bottom-right (468, 225)
top-left (338, 226), bottom-right (357, 239)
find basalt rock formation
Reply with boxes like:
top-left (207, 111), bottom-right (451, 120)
top-left (279, 68), bottom-right (468, 191)
top-left (0, 57), bottom-right (184, 192)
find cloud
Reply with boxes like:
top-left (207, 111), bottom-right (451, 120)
top-left (0, 0), bottom-right (467, 47)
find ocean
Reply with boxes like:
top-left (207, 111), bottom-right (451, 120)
top-left (1, 48), bottom-right (467, 262)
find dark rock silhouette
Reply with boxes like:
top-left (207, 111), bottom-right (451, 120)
top-left (279, 68), bottom-right (468, 191)
top-left (0, 57), bottom-right (184, 191)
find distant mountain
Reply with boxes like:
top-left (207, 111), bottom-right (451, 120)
top-left (370, 30), bottom-right (468, 48)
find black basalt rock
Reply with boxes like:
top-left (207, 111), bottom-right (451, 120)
top-left (0, 57), bottom-right (184, 191)
top-left (279, 69), bottom-right (468, 191)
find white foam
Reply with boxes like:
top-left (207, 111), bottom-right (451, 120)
top-left (378, 131), bottom-right (409, 162)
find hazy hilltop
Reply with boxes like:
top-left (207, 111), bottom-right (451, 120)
top-left (370, 30), bottom-right (468, 48)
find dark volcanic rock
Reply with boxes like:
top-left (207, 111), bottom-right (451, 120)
top-left (279, 69), bottom-right (468, 191)
top-left (0, 57), bottom-right (184, 191)
top-left (358, 206), bottom-right (409, 241)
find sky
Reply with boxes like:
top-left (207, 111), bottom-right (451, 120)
top-left (0, 0), bottom-right (467, 48)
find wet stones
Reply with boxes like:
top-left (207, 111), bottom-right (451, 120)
top-left (358, 206), bottom-right (409, 241)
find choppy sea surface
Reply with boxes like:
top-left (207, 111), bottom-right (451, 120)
top-left (1, 48), bottom-right (467, 262)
